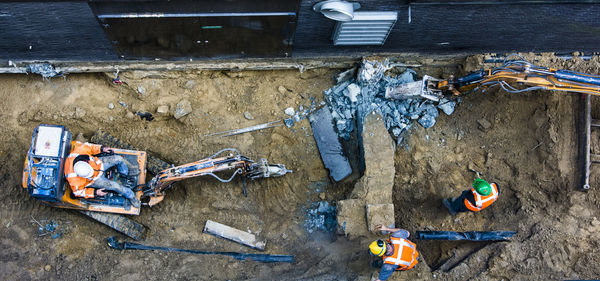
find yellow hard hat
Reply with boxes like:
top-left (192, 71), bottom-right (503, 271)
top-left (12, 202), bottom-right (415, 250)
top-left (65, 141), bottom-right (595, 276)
top-left (369, 240), bottom-right (386, 256)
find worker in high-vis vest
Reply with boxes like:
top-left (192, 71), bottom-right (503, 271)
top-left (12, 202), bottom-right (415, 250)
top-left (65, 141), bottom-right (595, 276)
top-left (64, 141), bottom-right (141, 208)
top-left (443, 179), bottom-right (499, 215)
top-left (369, 225), bottom-right (419, 281)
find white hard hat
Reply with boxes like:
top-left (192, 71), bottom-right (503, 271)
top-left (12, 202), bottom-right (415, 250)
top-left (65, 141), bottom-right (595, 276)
top-left (74, 161), bottom-right (94, 178)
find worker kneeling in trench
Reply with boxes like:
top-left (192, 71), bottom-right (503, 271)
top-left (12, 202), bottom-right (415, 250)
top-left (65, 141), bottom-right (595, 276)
top-left (369, 225), bottom-right (419, 281)
top-left (443, 178), bottom-right (500, 215)
top-left (64, 141), bottom-right (141, 207)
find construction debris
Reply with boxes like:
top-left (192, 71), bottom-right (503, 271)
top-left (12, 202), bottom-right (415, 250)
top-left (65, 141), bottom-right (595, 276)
top-left (107, 236), bottom-right (293, 263)
top-left (322, 59), bottom-right (459, 142)
top-left (309, 107), bottom-right (352, 182)
top-left (304, 201), bottom-right (337, 234)
top-left (203, 220), bottom-right (266, 251)
top-left (205, 120), bottom-right (282, 138)
top-left (26, 63), bottom-right (63, 79)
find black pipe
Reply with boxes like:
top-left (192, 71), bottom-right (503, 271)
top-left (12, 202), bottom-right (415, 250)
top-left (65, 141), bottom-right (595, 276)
top-left (107, 237), bottom-right (294, 263)
top-left (416, 231), bottom-right (516, 241)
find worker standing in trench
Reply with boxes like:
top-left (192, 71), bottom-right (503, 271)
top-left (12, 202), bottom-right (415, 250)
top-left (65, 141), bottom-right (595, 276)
top-left (368, 225), bottom-right (419, 281)
top-left (443, 178), bottom-right (499, 215)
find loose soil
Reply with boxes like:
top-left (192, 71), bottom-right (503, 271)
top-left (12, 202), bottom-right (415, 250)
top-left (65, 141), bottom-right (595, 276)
top-left (1, 53), bottom-right (600, 280)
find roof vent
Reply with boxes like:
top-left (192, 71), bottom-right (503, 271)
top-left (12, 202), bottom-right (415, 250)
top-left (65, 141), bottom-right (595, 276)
top-left (332, 11), bottom-right (397, 46)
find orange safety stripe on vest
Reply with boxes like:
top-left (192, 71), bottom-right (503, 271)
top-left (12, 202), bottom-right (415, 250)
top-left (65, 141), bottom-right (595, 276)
top-left (383, 237), bottom-right (419, 271)
top-left (63, 141), bottom-right (103, 198)
top-left (464, 182), bottom-right (499, 212)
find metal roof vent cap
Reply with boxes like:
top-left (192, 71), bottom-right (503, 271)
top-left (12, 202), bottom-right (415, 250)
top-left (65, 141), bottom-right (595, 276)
top-left (313, 0), bottom-right (361, 22)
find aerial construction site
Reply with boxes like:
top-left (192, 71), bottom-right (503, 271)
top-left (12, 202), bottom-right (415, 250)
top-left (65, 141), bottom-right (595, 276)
top-left (2, 1), bottom-right (600, 281)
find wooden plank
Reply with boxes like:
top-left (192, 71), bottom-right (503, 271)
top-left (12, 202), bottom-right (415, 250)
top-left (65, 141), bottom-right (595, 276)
top-left (203, 220), bottom-right (266, 251)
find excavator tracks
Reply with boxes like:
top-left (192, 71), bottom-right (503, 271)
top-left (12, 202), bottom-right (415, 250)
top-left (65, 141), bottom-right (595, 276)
top-left (79, 210), bottom-right (145, 240)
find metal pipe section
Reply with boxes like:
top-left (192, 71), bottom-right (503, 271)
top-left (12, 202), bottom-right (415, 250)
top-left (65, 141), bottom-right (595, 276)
top-left (582, 94), bottom-right (592, 190)
top-left (416, 231), bottom-right (516, 241)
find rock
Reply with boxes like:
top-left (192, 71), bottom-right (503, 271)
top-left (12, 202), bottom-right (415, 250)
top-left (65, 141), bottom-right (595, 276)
top-left (74, 107), bottom-right (86, 119)
top-left (183, 80), bottom-right (195, 89)
top-left (137, 86), bottom-right (146, 95)
top-left (366, 204), bottom-right (395, 232)
top-left (243, 111), bottom-right (254, 120)
top-left (125, 111), bottom-right (135, 119)
top-left (336, 199), bottom-right (368, 236)
top-left (278, 85), bottom-right (288, 94)
top-left (174, 100), bottom-right (192, 119)
top-left (108, 103), bottom-right (115, 110)
top-left (350, 112), bottom-right (395, 204)
top-left (118, 101), bottom-right (127, 108)
top-left (477, 118), bottom-right (492, 130)
top-left (44, 265), bottom-right (51, 271)
top-left (284, 107), bottom-right (295, 116)
top-left (438, 98), bottom-right (456, 115)
top-left (344, 83), bottom-right (360, 103)
top-left (156, 105), bottom-right (169, 114)
top-left (319, 193), bottom-right (326, 200)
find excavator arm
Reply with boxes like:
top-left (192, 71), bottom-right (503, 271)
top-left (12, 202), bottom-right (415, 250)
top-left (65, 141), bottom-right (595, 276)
top-left (142, 148), bottom-right (291, 206)
top-left (438, 58), bottom-right (600, 97)
top-left (388, 56), bottom-right (600, 101)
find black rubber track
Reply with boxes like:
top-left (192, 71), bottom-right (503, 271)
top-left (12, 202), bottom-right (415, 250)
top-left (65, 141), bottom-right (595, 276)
top-left (80, 210), bottom-right (145, 240)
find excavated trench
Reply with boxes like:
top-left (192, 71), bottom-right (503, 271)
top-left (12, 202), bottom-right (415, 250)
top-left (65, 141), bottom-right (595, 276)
top-left (1, 54), bottom-right (600, 280)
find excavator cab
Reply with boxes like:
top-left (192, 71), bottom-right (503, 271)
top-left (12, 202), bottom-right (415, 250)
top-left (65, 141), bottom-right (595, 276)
top-left (22, 124), bottom-right (147, 215)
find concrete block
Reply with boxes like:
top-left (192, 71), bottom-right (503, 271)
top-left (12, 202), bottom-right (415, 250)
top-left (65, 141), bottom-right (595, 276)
top-left (366, 204), bottom-right (395, 233)
top-left (336, 199), bottom-right (368, 236)
top-left (350, 112), bottom-right (395, 204)
top-left (203, 220), bottom-right (266, 251)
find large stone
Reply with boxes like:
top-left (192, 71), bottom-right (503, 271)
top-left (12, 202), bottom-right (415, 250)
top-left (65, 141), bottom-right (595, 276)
top-left (174, 99), bottom-right (192, 119)
top-left (350, 111), bottom-right (395, 204)
top-left (366, 204), bottom-right (395, 233)
top-left (336, 199), bottom-right (368, 237)
top-left (309, 107), bottom-right (352, 182)
top-left (156, 105), bottom-right (169, 114)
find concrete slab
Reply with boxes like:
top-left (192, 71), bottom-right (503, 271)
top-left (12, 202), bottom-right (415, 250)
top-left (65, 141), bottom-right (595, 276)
top-left (309, 107), bottom-right (352, 182)
top-left (336, 199), bottom-right (368, 237)
top-left (203, 220), bottom-right (266, 251)
top-left (350, 111), bottom-right (395, 204)
top-left (366, 204), bottom-right (395, 233)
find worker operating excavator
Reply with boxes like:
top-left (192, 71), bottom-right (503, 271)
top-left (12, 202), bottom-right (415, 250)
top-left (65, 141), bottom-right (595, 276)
top-left (369, 225), bottom-right (419, 281)
top-left (443, 178), bottom-right (499, 215)
top-left (64, 141), bottom-right (141, 207)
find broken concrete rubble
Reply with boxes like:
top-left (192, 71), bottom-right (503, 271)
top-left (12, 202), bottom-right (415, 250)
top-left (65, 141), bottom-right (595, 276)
top-left (174, 99), bottom-right (192, 119)
top-left (322, 59), bottom-right (459, 142)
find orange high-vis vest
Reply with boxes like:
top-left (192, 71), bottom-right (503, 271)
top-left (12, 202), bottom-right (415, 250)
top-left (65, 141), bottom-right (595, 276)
top-left (464, 182), bottom-right (499, 212)
top-left (63, 141), bottom-right (104, 198)
top-left (383, 237), bottom-right (419, 271)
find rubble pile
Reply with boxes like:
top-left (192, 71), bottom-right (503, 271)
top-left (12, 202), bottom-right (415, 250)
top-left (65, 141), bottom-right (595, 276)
top-left (323, 59), bottom-right (458, 142)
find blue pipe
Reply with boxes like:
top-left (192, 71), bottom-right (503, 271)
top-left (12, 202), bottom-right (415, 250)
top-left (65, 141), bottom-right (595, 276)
top-left (554, 70), bottom-right (600, 86)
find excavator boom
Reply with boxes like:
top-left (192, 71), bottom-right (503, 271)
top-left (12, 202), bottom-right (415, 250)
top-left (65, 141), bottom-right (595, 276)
top-left (143, 148), bottom-right (291, 206)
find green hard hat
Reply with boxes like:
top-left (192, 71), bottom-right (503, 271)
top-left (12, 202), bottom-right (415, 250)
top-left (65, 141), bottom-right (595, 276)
top-left (473, 179), bottom-right (492, 196)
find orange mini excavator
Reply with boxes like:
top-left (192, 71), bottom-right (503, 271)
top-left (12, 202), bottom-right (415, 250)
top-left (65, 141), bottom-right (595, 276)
top-left (22, 124), bottom-right (291, 239)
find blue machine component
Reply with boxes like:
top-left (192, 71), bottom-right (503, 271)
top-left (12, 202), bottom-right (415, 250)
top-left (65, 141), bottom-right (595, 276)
top-left (456, 69), bottom-right (485, 86)
top-left (554, 70), bottom-right (600, 86)
top-left (26, 125), bottom-right (72, 202)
